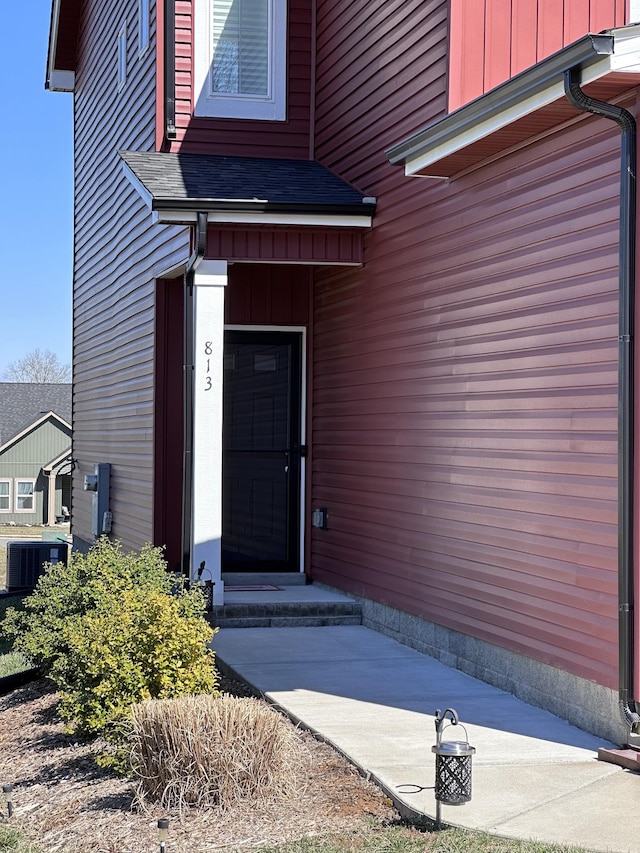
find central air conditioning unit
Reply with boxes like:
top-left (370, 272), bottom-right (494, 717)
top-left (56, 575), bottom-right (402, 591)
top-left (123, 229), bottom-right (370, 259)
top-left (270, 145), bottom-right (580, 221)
top-left (6, 541), bottom-right (69, 592)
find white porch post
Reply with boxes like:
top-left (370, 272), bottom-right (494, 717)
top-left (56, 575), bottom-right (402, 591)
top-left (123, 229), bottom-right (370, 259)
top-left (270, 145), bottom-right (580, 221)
top-left (45, 469), bottom-right (57, 526)
top-left (191, 259), bottom-right (227, 605)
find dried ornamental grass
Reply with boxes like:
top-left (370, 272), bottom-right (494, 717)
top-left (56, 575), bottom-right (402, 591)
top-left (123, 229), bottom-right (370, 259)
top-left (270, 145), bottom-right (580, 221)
top-left (130, 693), bottom-right (308, 812)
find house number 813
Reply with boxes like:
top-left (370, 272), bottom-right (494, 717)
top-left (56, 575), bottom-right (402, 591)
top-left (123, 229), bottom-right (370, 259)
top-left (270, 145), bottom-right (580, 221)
top-left (204, 342), bottom-right (212, 391)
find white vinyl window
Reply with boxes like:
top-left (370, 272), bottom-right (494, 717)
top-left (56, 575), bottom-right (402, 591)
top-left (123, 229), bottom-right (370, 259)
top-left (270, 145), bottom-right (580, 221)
top-left (195, 0), bottom-right (287, 120)
top-left (117, 23), bottom-right (127, 90)
top-left (0, 480), bottom-right (10, 512)
top-left (139, 0), bottom-right (150, 57)
top-left (15, 480), bottom-right (35, 512)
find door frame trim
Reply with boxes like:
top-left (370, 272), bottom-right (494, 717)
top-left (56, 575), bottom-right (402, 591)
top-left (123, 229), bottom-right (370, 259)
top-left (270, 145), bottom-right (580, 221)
top-left (224, 324), bottom-right (307, 574)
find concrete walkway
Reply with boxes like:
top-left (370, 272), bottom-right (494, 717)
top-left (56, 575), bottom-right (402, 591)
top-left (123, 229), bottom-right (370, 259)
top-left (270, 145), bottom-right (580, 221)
top-left (213, 621), bottom-right (640, 853)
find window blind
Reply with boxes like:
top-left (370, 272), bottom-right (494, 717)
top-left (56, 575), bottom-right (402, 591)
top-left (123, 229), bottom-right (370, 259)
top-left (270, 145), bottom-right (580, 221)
top-left (212, 0), bottom-right (270, 96)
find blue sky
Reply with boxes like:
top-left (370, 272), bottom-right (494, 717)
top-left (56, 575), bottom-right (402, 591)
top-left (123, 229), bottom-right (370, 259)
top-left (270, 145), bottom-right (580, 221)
top-left (0, 0), bottom-right (73, 377)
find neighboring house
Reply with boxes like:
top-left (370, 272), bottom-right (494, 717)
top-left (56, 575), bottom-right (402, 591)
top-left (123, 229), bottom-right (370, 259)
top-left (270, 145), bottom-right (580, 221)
top-left (46, 0), bottom-right (640, 745)
top-left (0, 384), bottom-right (72, 526)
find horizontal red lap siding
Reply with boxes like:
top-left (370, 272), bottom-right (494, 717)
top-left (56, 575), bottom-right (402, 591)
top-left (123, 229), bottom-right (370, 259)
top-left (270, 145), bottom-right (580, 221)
top-left (449, 0), bottom-right (627, 110)
top-left (313, 0), bottom-right (625, 687)
top-left (172, 0), bottom-right (311, 158)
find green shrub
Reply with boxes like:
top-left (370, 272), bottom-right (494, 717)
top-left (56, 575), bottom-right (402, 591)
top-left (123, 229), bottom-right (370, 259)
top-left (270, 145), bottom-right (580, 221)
top-left (2, 538), bottom-right (219, 770)
top-left (0, 595), bottom-right (26, 655)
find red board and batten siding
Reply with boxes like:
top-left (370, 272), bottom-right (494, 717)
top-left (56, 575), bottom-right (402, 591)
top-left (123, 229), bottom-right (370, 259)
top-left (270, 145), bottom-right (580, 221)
top-left (172, 0), bottom-right (312, 158)
top-left (205, 225), bottom-right (364, 266)
top-left (449, 0), bottom-right (627, 111)
top-left (73, 0), bottom-right (190, 551)
top-left (313, 0), bottom-right (623, 687)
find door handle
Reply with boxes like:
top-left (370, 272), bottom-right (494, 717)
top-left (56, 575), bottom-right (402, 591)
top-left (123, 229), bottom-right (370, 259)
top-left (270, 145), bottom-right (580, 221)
top-left (283, 444), bottom-right (308, 457)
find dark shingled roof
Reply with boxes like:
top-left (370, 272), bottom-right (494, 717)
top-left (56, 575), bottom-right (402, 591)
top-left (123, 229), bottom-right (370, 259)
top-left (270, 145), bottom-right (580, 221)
top-left (0, 383), bottom-right (72, 447)
top-left (120, 152), bottom-right (375, 216)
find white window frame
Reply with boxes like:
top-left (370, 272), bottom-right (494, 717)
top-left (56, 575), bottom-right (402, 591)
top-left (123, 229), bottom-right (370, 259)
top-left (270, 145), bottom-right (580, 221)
top-left (15, 479), bottom-right (36, 513)
top-left (139, 0), bottom-right (150, 57)
top-left (0, 479), bottom-right (10, 512)
top-left (194, 0), bottom-right (287, 121)
top-left (117, 22), bottom-right (127, 91)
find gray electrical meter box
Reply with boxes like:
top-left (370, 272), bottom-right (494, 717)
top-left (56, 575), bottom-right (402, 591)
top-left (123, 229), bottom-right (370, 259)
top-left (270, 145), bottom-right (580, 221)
top-left (88, 463), bottom-right (111, 536)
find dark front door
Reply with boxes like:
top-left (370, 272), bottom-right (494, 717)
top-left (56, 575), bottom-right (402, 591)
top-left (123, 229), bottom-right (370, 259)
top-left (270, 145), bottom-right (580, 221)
top-left (222, 330), bottom-right (303, 572)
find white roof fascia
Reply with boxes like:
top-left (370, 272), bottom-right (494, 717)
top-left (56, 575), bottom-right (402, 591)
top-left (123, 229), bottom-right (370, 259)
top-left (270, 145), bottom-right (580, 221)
top-left (48, 70), bottom-right (76, 92)
top-left (153, 210), bottom-right (374, 228)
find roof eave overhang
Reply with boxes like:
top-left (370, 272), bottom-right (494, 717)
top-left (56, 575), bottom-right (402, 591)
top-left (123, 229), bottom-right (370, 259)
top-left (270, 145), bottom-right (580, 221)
top-left (386, 27), bottom-right (640, 178)
top-left (46, 0), bottom-right (78, 92)
top-left (121, 161), bottom-right (376, 228)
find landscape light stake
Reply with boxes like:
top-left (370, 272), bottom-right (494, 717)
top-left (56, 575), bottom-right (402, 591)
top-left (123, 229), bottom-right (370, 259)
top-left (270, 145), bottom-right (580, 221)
top-left (2, 784), bottom-right (14, 818)
top-left (432, 708), bottom-right (475, 830)
top-left (158, 818), bottom-right (169, 853)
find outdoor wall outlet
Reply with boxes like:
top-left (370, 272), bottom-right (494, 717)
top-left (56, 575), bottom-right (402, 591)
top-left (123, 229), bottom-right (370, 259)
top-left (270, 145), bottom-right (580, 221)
top-left (312, 507), bottom-right (328, 530)
top-left (102, 511), bottom-right (113, 533)
top-left (83, 474), bottom-right (98, 491)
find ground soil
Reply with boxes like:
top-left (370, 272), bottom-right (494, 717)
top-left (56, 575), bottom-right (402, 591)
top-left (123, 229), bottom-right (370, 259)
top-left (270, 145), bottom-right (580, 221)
top-left (0, 675), bottom-right (400, 853)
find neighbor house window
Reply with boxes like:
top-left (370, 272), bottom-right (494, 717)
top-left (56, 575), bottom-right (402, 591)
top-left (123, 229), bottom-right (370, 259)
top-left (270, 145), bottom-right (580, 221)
top-left (15, 480), bottom-right (35, 512)
top-left (0, 480), bottom-right (10, 512)
top-left (194, 0), bottom-right (287, 120)
top-left (139, 0), bottom-right (150, 57)
top-left (118, 23), bottom-right (127, 90)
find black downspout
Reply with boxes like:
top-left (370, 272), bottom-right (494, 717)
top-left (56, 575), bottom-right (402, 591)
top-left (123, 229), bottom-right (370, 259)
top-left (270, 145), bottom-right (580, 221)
top-left (181, 212), bottom-right (208, 577)
top-left (564, 67), bottom-right (640, 734)
top-left (163, 0), bottom-right (177, 145)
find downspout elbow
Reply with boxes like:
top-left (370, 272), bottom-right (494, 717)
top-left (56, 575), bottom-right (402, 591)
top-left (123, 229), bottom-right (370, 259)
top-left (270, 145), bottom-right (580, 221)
top-left (620, 692), bottom-right (640, 731)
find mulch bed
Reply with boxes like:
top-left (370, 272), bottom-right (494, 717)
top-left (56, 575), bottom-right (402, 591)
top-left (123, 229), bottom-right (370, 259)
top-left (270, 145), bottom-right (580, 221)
top-left (0, 674), bottom-right (399, 852)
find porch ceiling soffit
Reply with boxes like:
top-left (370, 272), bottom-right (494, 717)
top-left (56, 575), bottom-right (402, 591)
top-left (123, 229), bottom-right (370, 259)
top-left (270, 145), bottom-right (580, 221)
top-left (386, 26), bottom-right (640, 178)
top-left (120, 152), bottom-right (376, 228)
top-left (46, 0), bottom-right (80, 92)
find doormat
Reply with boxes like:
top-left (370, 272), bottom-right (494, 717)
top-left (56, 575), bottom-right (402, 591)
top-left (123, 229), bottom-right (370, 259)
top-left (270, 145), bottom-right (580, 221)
top-left (225, 585), bottom-right (283, 592)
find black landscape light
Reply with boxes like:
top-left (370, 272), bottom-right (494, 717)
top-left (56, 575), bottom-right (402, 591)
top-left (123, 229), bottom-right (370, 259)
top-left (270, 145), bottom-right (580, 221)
top-left (196, 561), bottom-right (214, 612)
top-left (2, 784), bottom-right (14, 818)
top-left (432, 708), bottom-right (475, 829)
top-left (157, 818), bottom-right (169, 853)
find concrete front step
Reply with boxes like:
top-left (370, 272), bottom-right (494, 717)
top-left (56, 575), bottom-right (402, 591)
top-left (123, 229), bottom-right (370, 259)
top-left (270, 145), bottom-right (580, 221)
top-left (215, 615), bottom-right (363, 629)
top-left (210, 601), bottom-right (363, 629)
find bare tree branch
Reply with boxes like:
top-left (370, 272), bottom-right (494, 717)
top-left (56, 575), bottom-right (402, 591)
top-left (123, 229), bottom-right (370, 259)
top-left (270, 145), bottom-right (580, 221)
top-left (3, 349), bottom-right (72, 383)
